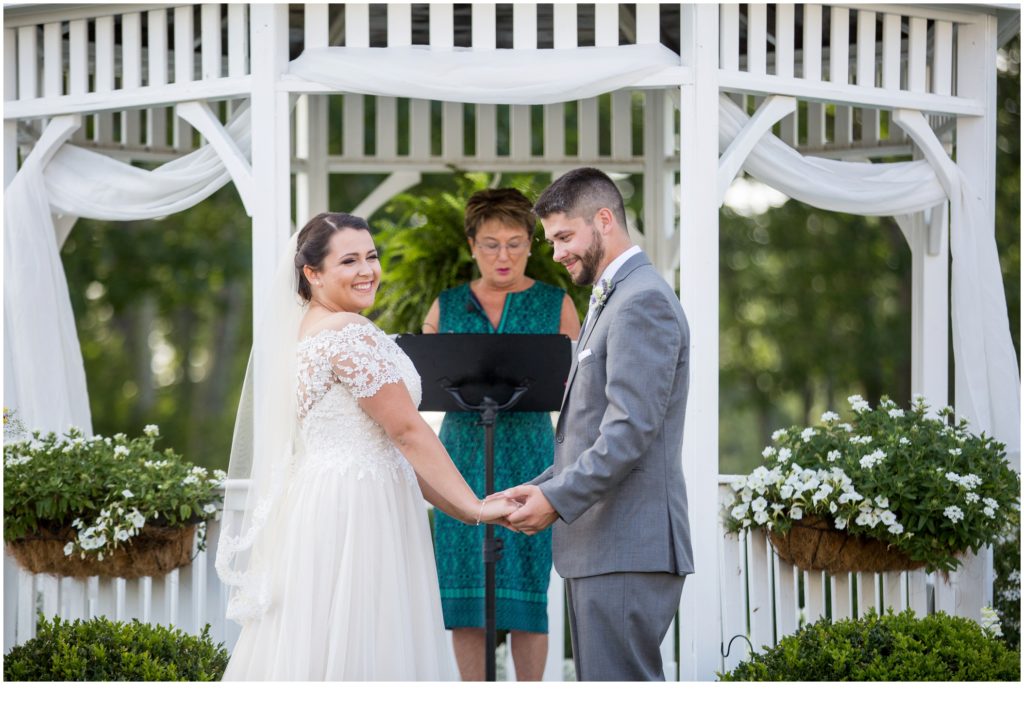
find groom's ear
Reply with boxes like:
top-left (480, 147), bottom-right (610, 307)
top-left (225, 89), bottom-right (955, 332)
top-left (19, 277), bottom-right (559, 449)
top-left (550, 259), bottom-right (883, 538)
top-left (594, 207), bottom-right (616, 236)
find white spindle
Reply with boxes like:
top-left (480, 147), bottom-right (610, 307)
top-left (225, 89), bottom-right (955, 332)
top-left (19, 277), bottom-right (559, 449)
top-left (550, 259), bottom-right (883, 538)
top-left (86, 576), bottom-right (100, 619)
top-left (95, 16), bottom-right (115, 143)
top-left (748, 530), bottom-right (773, 648)
top-left (114, 577), bottom-right (127, 619)
top-left (906, 570), bottom-right (929, 616)
top-left (832, 572), bottom-right (854, 620)
top-left (17, 26), bottom-right (38, 101)
top-left (39, 574), bottom-right (59, 620)
top-left (227, 4), bottom-right (249, 77)
top-left (596, 5), bottom-right (629, 161)
top-left (141, 576), bottom-right (153, 622)
top-left (907, 16), bottom-right (927, 92)
top-left (166, 570), bottom-right (180, 626)
top-left (804, 570), bottom-right (827, 622)
top-left (193, 549), bottom-right (208, 635)
top-left (776, 5), bottom-right (797, 144)
top-left (856, 10), bottom-right (879, 143)
top-left (387, 3), bottom-right (411, 46)
top-left (202, 4), bottom-right (223, 80)
top-left (882, 571), bottom-right (904, 613)
top-left (16, 570), bottom-right (35, 643)
top-left (804, 6), bottom-right (825, 148)
top-left (43, 22), bottom-right (61, 98)
top-left (376, 96), bottom-right (397, 159)
top-left (882, 13), bottom-right (901, 90)
top-left (122, 13), bottom-right (142, 146)
top-left (720, 532), bottom-right (747, 672)
top-left (174, 6), bottom-right (195, 150)
top-left (636, 3), bottom-right (659, 44)
top-left (747, 4), bottom-right (767, 75)
top-left (428, 3), bottom-right (452, 48)
top-left (343, 95), bottom-right (365, 158)
top-left (147, 9), bottom-right (169, 149)
top-left (857, 573), bottom-right (879, 616)
top-left (544, 5), bottom-right (575, 160)
top-left (512, 3), bottom-right (537, 48)
top-left (830, 8), bottom-right (852, 145)
top-left (720, 4), bottom-right (739, 71)
top-left (932, 21), bottom-right (953, 96)
top-left (774, 557), bottom-right (799, 639)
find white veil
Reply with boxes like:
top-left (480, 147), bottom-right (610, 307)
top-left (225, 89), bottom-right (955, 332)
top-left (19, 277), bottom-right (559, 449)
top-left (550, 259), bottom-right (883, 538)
top-left (216, 232), bottom-right (306, 624)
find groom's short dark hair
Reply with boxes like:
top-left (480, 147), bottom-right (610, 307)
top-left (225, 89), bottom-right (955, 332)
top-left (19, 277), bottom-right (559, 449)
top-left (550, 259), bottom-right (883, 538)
top-left (533, 167), bottom-right (628, 232)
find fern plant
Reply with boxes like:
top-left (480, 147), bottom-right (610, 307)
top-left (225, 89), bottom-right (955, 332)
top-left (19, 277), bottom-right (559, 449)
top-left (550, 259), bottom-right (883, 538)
top-left (370, 171), bottom-right (588, 334)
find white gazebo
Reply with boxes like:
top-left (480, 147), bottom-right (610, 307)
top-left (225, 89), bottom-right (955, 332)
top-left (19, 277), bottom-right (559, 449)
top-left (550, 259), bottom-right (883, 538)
top-left (3, 3), bottom-right (1020, 680)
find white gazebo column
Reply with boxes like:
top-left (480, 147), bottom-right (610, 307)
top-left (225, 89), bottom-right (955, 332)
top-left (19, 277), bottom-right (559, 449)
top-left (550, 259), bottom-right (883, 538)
top-left (942, 12), bottom-right (1000, 621)
top-left (249, 4), bottom-right (293, 325)
top-left (678, 3), bottom-right (720, 682)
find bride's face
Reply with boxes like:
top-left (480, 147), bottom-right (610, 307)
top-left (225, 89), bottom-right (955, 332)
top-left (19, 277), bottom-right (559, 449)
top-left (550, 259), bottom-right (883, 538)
top-left (312, 228), bottom-right (381, 313)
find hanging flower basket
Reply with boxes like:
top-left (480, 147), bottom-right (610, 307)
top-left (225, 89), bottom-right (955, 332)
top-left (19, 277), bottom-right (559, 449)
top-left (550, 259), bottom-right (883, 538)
top-left (766, 516), bottom-right (925, 574)
top-left (6, 523), bottom-right (197, 580)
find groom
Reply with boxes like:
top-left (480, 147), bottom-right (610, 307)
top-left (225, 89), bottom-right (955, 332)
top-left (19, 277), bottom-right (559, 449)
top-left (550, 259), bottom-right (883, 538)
top-left (499, 167), bottom-right (693, 681)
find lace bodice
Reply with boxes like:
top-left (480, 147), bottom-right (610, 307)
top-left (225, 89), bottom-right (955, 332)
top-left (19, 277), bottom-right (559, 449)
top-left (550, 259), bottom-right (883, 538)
top-left (296, 323), bottom-right (421, 483)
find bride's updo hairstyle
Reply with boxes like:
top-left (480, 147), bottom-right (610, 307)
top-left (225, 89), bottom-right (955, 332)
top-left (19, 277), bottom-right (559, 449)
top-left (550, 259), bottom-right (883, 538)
top-left (294, 212), bottom-right (371, 301)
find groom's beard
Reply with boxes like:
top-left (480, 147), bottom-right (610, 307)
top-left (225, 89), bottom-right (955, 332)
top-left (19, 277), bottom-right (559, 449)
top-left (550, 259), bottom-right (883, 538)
top-left (571, 228), bottom-right (605, 286)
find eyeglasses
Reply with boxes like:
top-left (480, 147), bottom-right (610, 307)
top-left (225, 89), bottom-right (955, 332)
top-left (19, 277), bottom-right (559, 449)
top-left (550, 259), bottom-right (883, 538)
top-left (476, 239), bottom-right (530, 256)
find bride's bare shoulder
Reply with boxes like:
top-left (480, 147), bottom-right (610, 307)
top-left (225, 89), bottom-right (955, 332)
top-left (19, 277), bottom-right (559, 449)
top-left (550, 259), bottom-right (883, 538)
top-left (299, 312), bottom-right (374, 342)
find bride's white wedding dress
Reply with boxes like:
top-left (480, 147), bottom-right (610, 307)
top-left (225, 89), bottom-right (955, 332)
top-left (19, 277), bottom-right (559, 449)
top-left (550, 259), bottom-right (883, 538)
top-left (223, 322), bottom-right (458, 680)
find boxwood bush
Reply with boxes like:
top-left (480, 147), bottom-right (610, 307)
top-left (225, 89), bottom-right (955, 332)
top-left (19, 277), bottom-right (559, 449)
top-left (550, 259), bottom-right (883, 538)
top-left (4, 615), bottom-right (229, 681)
top-left (720, 609), bottom-right (1020, 681)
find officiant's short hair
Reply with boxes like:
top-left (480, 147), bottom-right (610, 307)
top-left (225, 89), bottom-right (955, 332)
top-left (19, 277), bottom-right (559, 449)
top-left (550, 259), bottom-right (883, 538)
top-left (464, 188), bottom-right (536, 240)
top-left (534, 167), bottom-right (628, 232)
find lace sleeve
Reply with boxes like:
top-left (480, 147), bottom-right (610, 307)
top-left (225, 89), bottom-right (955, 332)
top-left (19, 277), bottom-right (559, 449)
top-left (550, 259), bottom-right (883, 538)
top-left (328, 323), bottom-right (405, 399)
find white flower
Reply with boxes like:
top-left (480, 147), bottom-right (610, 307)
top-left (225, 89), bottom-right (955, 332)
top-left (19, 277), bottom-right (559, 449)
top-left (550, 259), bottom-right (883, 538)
top-left (122, 489), bottom-right (134, 498)
top-left (182, 474), bottom-right (199, 485)
top-left (143, 424), bottom-right (160, 437)
top-left (835, 517), bottom-right (848, 530)
top-left (965, 492), bottom-right (980, 504)
top-left (983, 506), bottom-right (996, 518)
top-left (875, 496), bottom-right (889, 509)
top-left (213, 469), bottom-right (228, 481)
top-left (63, 542), bottom-right (75, 556)
top-left (751, 497), bottom-right (768, 514)
top-left (850, 435), bottom-right (873, 445)
top-left (113, 445), bottom-right (130, 458)
top-left (859, 449), bottom-right (886, 469)
top-left (130, 510), bottom-right (145, 528)
top-left (203, 504), bottom-right (217, 515)
top-left (771, 429), bottom-right (787, 441)
top-left (762, 446), bottom-right (776, 458)
top-left (961, 474), bottom-right (982, 489)
top-left (888, 408), bottom-right (905, 419)
top-left (780, 485), bottom-right (794, 500)
top-left (731, 504), bottom-right (748, 520)
top-left (855, 512), bottom-right (872, 526)
top-left (899, 436), bottom-right (911, 446)
top-left (847, 395), bottom-right (870, 413)
top-left (879, 510), bottom-right (897, 525)
top-left (801, 428), bottom-right (816, 443)
top-left (753, 510), bottom-right (769, 525)
top-left (829, 501), bottom-right (838, 513)
top-left (983, 498), bottom-right (998, 509)
top-left (888, 523), bottom-right (905, 535)
top-left (948, 448), bottom-right (962, 457)
top-left (820, 411), bottom-right (840, 423)
top-left (731, 477), bottom-right (747, 492)
top-left (827, 450), bottom-right (841, 462)
top-left (943, 505), bottom-right (964, 523)
top-left (115, 529), bottom-right (130, 542)
top-left (839, 423), bottom-right (854, 433)
top-left (980, 606), bottom-right (1003, 638)
top-left (777, 447), bottom-right (792, 463)
top-left (789, 506), bottom-right (803, 520)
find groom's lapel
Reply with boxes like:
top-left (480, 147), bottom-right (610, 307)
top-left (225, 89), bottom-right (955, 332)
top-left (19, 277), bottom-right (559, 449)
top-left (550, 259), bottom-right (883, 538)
top-left (557, 252), bottom-right (652, 417)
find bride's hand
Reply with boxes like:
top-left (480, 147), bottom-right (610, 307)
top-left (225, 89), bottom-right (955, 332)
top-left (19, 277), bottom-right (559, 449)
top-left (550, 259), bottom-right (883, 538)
top-left (477, 497), bottom-right (522, 526)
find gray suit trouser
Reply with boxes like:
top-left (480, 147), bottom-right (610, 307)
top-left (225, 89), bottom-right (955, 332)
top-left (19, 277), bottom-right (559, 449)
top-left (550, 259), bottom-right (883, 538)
top-left (564, 572), bottom-right (686, 681)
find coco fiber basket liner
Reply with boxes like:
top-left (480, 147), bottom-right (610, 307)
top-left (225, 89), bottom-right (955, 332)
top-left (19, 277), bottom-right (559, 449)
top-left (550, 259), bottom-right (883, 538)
top-left (6, 524), bottom-right (196, 579)
top-left (767, 515), bottom-right (926, 573)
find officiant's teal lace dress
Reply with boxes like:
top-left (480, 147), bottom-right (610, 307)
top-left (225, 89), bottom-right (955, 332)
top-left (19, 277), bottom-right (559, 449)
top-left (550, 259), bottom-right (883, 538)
top-left (434, 281), bottom-right (562, 633)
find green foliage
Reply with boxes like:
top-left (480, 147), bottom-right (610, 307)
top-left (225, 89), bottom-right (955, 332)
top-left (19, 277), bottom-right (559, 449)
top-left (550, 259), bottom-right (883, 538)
top-left (370, 171), bottom-right (589, 334)
top-left (4, 425), bottom-right (222, 558)
top-left (720, 609), bottom-right (1020, 681)
top-left (723, 396), bottom-right (1020, 572)
top-left (993, 512), bottom-right (1022, 650)
top-left (3, 615), bottom-right (229, 681)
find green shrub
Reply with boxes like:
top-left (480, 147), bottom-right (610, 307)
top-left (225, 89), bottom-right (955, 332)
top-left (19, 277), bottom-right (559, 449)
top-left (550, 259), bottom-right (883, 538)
top-left (720, 609), bottom-right (1020, 681)
top-left (3, 615), bottom-right (229, 681)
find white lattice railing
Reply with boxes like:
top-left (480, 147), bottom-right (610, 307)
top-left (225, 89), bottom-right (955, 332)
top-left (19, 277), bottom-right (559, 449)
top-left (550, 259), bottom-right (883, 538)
top-left (5, 476), bottom-right (990, 680)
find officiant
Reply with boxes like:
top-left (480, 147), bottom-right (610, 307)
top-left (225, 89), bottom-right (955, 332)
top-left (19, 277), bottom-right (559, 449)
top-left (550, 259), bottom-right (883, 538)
top-left (421, 188), bottom-right (580, 681)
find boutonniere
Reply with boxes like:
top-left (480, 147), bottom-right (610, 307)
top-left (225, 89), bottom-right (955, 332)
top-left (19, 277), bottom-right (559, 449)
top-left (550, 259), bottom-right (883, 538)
top-left (590, 278), bottom-right (614, 310)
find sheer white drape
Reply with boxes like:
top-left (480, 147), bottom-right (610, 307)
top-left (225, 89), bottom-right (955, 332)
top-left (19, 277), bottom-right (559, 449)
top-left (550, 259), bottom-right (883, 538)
top-left (3, 45), bottom-right (1017, 465)
top-left (718, 96), bottom-right (1019, 464)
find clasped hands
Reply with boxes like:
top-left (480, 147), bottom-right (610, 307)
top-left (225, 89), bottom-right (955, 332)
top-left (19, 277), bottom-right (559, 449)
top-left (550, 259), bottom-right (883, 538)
top-left (478, 485), bottom-right (558, 536)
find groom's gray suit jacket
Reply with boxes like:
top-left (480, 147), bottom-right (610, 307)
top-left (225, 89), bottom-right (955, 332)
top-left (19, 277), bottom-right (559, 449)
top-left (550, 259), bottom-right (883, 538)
top-left (532, 252), bottom-right (694, 579)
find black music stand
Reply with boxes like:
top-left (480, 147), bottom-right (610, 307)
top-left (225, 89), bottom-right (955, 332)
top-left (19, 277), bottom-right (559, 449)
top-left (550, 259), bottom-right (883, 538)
top-left (395, 333), bottom-right (572, 681)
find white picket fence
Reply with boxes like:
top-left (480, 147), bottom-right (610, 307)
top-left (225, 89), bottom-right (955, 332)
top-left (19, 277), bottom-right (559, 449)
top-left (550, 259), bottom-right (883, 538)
top-left (3, 476), bottom-right (989, 680)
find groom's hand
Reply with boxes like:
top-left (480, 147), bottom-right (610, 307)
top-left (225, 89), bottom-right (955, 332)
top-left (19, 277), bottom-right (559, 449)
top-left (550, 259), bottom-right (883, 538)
top-left (504, 485), bottom-right (558, 535)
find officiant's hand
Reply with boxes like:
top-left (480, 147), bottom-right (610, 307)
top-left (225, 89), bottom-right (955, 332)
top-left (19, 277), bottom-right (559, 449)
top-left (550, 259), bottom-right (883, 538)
top-left (500, 485), bottom-right (558, 535)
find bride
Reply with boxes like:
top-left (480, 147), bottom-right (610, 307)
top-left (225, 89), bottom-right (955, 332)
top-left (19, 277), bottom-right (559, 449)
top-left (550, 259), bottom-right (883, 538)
top-left (217, 213), bottom-right (520, 680)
